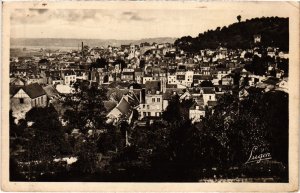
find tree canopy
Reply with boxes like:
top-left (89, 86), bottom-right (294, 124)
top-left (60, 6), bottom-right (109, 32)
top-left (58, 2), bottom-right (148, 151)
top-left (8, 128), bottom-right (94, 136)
top-left (174, 17), bottom-right (288, 52)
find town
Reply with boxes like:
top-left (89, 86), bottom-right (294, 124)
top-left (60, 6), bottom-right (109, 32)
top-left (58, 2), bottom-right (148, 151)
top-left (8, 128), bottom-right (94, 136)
top-left (9, 17), bottom-right (289, 182)
top-left (10, 35), bottom-right (288, 124)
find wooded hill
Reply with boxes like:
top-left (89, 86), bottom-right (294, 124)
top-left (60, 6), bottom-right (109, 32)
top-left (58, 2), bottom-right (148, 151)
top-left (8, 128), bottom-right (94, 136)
top-left (174, 17), bottom-right (288, 52)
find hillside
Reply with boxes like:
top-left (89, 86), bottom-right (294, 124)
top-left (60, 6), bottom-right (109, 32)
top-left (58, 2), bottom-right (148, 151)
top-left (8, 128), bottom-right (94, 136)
top-left (174, 17), bottom-right (288, 52)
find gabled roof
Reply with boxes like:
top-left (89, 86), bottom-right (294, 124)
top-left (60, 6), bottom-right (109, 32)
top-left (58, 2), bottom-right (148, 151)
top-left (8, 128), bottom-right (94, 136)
top-left (11, 83), bottom-right (46, 99)
top-left (24, 83), bottom-right (47, 98)
top-left (116, 97), bottom-right (131, 115)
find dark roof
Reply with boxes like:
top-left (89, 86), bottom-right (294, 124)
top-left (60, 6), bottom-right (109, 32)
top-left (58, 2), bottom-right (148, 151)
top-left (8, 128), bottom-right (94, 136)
top-left (122, 71), bottom-right (134, 76)
top-left (145, 81), bottom-right (161, 94)
top-left (11, 83), bottom-right (46, 99)
top-left (262, 77), bottom-right (280, 85)
top-left (24, 83), bottom-right (47, 98)
top-left (202, 87), bottom-right (215, 94)
top-left (10, 85), bottom-right (22, 97)
top-left (193, 75), bottom-right (213, 80)
top-left (134, 68), bottom-right (143, 72)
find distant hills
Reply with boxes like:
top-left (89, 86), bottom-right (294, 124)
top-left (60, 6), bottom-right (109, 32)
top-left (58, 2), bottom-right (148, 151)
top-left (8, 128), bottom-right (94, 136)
top-left (174, 17), bottom-right (289, 52)
top-left (10, 37), bottom-right (177, 49)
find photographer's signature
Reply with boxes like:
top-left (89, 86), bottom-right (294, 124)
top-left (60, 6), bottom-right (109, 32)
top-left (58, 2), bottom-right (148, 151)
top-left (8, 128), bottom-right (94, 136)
top-left (245, 146), bottom-right (272, 164)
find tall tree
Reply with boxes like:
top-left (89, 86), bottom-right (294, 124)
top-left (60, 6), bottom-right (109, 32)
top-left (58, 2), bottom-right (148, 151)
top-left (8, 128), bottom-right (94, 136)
top-left (63, 82), bottom-right (108, 134)
top-left (237, 15), bottom-right (242, 23)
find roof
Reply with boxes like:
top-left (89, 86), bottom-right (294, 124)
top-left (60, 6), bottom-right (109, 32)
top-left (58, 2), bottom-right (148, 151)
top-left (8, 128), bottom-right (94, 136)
top-left (193, 75), bottom-right (213, 80)
top-left (43, 85), bottom-right (60, 98)
top-left (201, 87), bottom-right (215, 94)
top-left (122, 71), bottom-right (134, 76)
top-left (116, 97), bottom-right (131, 115)
top-left (207, 100), bottom-right (217, 107)
top-left (262, 77), bottom-right (280, 85)
top-left (134, 68), bottom-right (143, 72)
top-left (11, 83), bottom-right (46, 99)
top-left (145, 81), bottom-right (161, 94)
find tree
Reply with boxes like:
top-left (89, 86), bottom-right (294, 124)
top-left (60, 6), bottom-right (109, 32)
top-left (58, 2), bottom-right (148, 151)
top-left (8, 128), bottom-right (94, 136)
top-left (162, 94), bottom-right (182, 123)
top-left (237, 15), bottom-right (242, 23)
top-left (90, 57), bottom-right (108, 69)
top-left (63, 82), bottom-right (108, 134)
top-left (62, 83), bottom-right (110, 174)
top-left (200, 80), bottom-right (214, 87)
top-left (25, 106), bottom-right (71, 160)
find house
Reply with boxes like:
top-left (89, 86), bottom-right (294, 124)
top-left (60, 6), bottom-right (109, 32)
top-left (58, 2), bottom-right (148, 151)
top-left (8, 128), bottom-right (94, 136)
top-left (138, 81), bottom-right (168, 119)
top-left (221, 75), bottom-right (233, 86)
top-left (180, 90), bottom-right (192, 101)
top-left (167, 74), bottom-right (177, 85)
top-left (134, 68), bottom-right (144, 84)
top-left (189, 104), bottom-right (205, 123)
top-left (200, 87), bottom-right (216, 106)
top-left (10, 77), bottom-right (26, 86)
top-left (193, 75), bottom-right (213, 86)
top-left (143, 75), bottom-right (153, 84)
top-left (62, 70), bottom-right (76, 85)
top-left (10, 83), bottom-right (47, 120)
top-left (107, 91), bottom-right (140, 123)
top-left (185, 71), bottom-right (194, 87)
top-left (121, 71), bottom-right (135, 82)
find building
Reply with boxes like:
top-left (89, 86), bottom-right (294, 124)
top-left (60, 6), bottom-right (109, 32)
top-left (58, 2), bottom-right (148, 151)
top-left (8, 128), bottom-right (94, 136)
top-left (10, 83), bottom-right (47, 120)
top-left (138, 81), bottom-right (168, 119)
top-left (200, 87), bottom-right (216, 106)
top-left (189, 104), bottom-right (205, 123)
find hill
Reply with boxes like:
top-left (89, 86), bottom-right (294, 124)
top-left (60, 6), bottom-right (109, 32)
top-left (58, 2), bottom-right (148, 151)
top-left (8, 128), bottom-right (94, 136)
top-left (174, 17), bottom-right (289, 52)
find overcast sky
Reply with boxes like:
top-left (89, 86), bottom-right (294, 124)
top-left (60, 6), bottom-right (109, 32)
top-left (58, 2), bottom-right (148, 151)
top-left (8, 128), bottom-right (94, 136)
top-left (10, 2), bottom-right (292, 40)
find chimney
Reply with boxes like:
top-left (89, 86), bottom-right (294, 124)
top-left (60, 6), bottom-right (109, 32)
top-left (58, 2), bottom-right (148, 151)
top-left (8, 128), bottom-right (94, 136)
top-left (81, 42), bottom-right (84, 58)
top-left (140, 88), bottom-right (145, 104)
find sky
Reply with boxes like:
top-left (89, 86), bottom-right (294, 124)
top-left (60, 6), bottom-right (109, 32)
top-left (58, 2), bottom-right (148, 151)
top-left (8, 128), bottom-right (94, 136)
top-left (10, 2), bottom-right (293, 40)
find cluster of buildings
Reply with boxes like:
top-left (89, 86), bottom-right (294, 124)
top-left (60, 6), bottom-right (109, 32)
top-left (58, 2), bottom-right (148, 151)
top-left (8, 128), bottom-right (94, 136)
top-left (10, 36), bottom-right (289, 124)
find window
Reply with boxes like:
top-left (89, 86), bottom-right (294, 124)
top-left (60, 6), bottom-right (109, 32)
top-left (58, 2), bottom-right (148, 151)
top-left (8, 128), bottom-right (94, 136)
top-left (152, 98), bottom-right (155, 102)
top-left (209, 95), bottom-right (211, 100)
top-left (143, 112), bottom-right (146, 117)
top-left (20, 98), bottom-right (24, 104)
top-left (41, 97), bottom-right (43, 104)
top-left (148, 112), bottom-right (151, 116)
top-left (147, 105), bottom-right (150, 109)
top-left (157, 98), bottom-right (160, 102)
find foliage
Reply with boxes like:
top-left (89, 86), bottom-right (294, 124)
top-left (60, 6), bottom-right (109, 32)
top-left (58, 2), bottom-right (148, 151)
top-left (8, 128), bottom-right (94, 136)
top-left (200, 80), bottom-right (214, 87)
top-left (90, 57), bottom-right (108, 69)
top-left (25, 106), bottom-right (71, 161)
top-left (63, 82), bottom-right (108, 134)
top-left (175, 17), bottom-right (288, 52)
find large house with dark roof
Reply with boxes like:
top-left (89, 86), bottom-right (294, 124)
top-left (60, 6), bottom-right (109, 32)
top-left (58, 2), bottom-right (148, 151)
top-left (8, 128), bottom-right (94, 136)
top-left (10, 83), bottom-right (47, 120)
